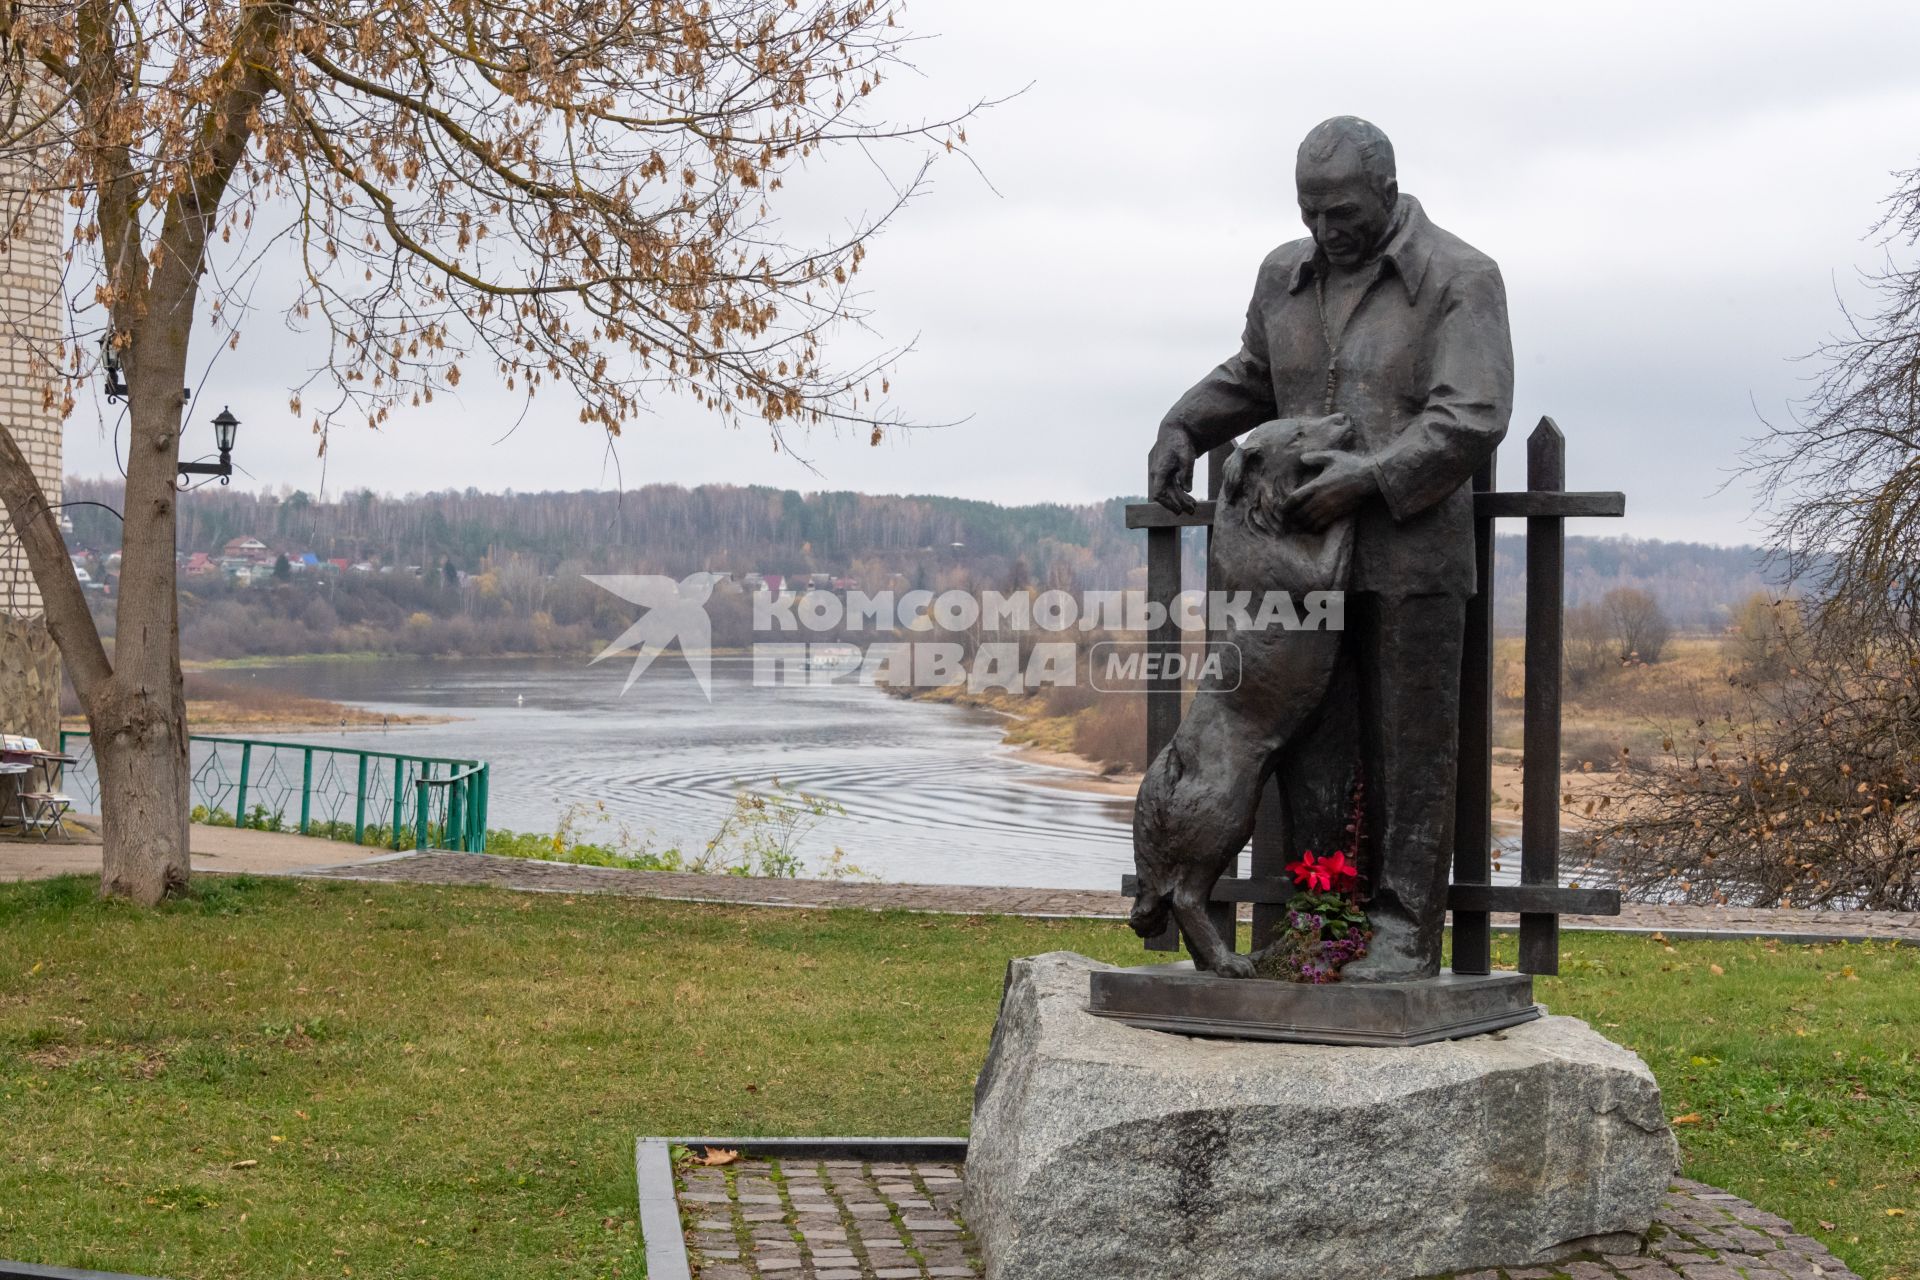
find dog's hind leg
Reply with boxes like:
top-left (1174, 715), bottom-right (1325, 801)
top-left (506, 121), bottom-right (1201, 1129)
top-left (1150, 712), bottom-right (1271, 977)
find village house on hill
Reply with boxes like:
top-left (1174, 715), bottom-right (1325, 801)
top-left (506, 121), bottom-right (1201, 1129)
top-left (220, 535), bottom-right (271, 566)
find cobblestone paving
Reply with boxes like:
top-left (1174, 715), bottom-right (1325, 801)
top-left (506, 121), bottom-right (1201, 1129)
top-left (297, 852), bottom-right (1920, 945)
top-left (1443, 1178), bottom-right (1866, 1280)
top-left (678, 1154), bottom-right (979, 1279)
top-left (670, 1161), bottom-right (1861, 1280)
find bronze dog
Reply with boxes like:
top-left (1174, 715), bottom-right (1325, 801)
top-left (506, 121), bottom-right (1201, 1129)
top-left (1129, 414), bottom-right (1356, 977)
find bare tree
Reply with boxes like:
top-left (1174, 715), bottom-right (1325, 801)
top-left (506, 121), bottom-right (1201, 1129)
top-left (1576, 621), bottom-right (1920, 910)
top-left (1562, 601), bottom-right (1615, 689)
top-left (0, 0), bottom-right (980, 902)
top-left (1583, 162), bottom-right (1920, 910)
top-left (1601, 586), bottom-right (1670, 664)
top-left (1722, 591), bottom-right (1803, 680)
top-left (1745, 163), bottom-right (1920, 635)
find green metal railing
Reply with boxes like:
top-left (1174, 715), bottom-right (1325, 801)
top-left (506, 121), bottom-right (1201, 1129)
top-left (58, 731), bottom-right (490, 852)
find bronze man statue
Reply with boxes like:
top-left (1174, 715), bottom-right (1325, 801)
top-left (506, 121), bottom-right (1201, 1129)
top-left (1147, 115), bottom-right (1514, 982)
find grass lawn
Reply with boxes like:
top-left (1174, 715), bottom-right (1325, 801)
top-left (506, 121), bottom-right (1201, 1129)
top-left (0, 876), bottom-right (1914, 1280)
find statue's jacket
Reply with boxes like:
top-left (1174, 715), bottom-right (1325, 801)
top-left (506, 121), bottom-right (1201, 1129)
top-left (1161, 194), bottom-right (1514, 599)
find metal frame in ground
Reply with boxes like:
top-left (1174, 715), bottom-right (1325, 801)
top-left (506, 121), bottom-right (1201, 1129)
top-left (0, 1263), bottom-right (166, 1279)
top-left (637, 1137), bottom-right (974, 1280)
top-left (634, 1141), bottom-right (1868, 1280)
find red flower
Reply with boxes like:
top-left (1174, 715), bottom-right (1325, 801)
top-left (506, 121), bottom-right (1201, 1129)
top-left (1288, 851), bottom-right (1333, 893)
top-left (1320, 849), bottom-right (1359, 890)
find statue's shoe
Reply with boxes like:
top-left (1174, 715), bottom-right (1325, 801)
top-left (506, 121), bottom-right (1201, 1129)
top-left (1339, 931), bottom-right (1440, 984)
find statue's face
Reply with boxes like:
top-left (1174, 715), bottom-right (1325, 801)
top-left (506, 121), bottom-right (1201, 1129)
top-left (1296, 147), bottom-right (1396, 269)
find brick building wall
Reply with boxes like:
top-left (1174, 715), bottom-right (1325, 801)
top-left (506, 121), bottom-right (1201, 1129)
top-left (0, 88), bottom-right (66, 746)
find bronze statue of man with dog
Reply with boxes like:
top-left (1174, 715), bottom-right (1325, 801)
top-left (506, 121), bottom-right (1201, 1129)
top-left (1139, 115), bottom-right (1514, 983)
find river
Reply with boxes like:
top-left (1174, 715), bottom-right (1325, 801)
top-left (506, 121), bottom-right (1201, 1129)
top-left (229, 654), bottom-right (1534, 892)
top-left (238, 654), bottom-right (1139, 889)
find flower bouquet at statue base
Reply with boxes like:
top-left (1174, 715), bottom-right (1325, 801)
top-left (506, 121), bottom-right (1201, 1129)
top-left (1250, 848), bottom-right (1372, 983)
top-left (1250, 780), bottom-right (1374, 983)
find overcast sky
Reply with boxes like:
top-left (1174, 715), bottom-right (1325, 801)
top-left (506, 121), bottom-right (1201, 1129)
top-left (63, 0), bottom-right (1920, 546)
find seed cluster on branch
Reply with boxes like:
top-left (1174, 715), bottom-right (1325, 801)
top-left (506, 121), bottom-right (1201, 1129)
top-left (1, 0), bottom-right (981, 450)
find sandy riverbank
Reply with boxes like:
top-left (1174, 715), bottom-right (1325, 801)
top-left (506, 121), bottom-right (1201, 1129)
top-left (61, 672), bottom-right (452, 737)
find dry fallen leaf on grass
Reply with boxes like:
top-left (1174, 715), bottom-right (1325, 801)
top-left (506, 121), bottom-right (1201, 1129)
top-left (230, 1159), bottom-right (259, 1170)
top-left (1671, 1113), bottom-right (1704, 1126)
top-left (697, 1147), bottom-right (740, 1166)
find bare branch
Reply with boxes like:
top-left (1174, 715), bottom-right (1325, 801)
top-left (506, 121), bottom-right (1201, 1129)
top-left (0, 419), bottom-right (113, 699)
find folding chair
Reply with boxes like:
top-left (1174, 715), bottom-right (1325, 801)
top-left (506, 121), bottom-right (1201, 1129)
top-left (8, 737), bottom-right (74, 840)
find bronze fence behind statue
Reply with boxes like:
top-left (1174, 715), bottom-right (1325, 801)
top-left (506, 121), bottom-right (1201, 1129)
top-left (1123, 418), bottom-right (1625, 976)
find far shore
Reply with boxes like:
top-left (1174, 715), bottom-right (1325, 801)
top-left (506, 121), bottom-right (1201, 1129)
top-left (63, 656), bottom-right (456, 738)
top-left (1007, 743), bottom-right (1141, 797)
top-left (185, 646), bottom-right (755, 671)
top-left (64, 707), bottom-right (455, 737)
top-left (1002, 740), bottom-right (1611, 837)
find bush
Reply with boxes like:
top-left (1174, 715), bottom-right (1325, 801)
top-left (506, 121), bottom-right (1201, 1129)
top-left (1724, 593), bottom-right (1804, 680)
top-left (1560, 728), bottom-right (1628, 773)
top-left (1586, 622), bottom-right (1920, 910)
top-left (1603, 587), bottom-right (1671, 664)
top-left (1564, 603), bottom-right (1617, 690)
top-left (1071, 693), bottom-right (1148, 773)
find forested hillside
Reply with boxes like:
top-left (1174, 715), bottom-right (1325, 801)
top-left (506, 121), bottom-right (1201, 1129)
top-left (64, 477), bottom-right (1142, 591)
top-left (59, 477), bottom-right (1776, 657)
top-left (1494, 536), bottom-right (1776, 631)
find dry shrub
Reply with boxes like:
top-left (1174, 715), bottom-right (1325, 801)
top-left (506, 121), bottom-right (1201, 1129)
top-left (1584, 624), bottom-right (1920, 909)
top-left (1072, 694), bottom-right (1148, 774)
top-left (1602, 587), bottom-right (1672, 665)
top-left (1039, 680), bottom-right (1104, 718)
top-left (1561, 729), bottom-right (1632, 774)
top-left (1564, 604), bottom-right (1617, 691)
top-left (1723, 593), bottom-right (1805, 680)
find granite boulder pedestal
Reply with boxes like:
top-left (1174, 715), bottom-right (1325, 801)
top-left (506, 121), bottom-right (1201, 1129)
top-left (963, 953), bottom-right (1678, 1280)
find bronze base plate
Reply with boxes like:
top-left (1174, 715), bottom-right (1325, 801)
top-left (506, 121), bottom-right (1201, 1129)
top-left (1086, 963), bottom-right (1539, 1047)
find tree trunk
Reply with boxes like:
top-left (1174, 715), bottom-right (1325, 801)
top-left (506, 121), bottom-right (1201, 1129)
top-left (93, 695), bottom-right (192, 903)
top-left (1, 392), bottom-right (195, 905)
top-left (2, 10), bottom-right (278, 905)
top-left (93, 295), bottom-right (197, 904)
top-left (0, 271), bottom-right (199, 905)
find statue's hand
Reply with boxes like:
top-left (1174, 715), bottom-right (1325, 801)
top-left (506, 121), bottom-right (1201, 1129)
top-left (1283, 449), bottom-right (1378, 531)
top-left (1148, 430), bottom-right (1197, 514)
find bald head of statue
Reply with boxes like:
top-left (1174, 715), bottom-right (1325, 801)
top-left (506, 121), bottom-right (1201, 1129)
top-left (1296, 116), bottom-right (1400, 270)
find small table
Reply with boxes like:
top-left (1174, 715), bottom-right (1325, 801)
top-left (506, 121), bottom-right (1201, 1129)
top-left (0, 761), bottom-right (29, 825)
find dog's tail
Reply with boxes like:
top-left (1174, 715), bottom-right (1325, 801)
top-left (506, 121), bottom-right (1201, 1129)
top-left (1128, 885), bottom-right (1172, 939)
top-left (1129, 740), bottom-right (1182, 940)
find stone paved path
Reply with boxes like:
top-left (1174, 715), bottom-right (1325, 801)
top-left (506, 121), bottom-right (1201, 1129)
top-left (294, 851), bottom-right (1920, 945)
top-left (671, 1156), bottom-right (1863, 1280)
top-left (1, 819), bottom-right (387, 883)
top-left (680, 1154), bottom-right (977, 1279)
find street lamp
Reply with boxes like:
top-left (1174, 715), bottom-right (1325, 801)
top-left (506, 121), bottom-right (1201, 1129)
top-left (178, 407), bottom-right (239, 485)
top-left (100, 331), bottom-right (189, 406)
top-left (100, 334), bottom-right (127, 402)
top-left (211, 407), bottom-right (239, 454)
